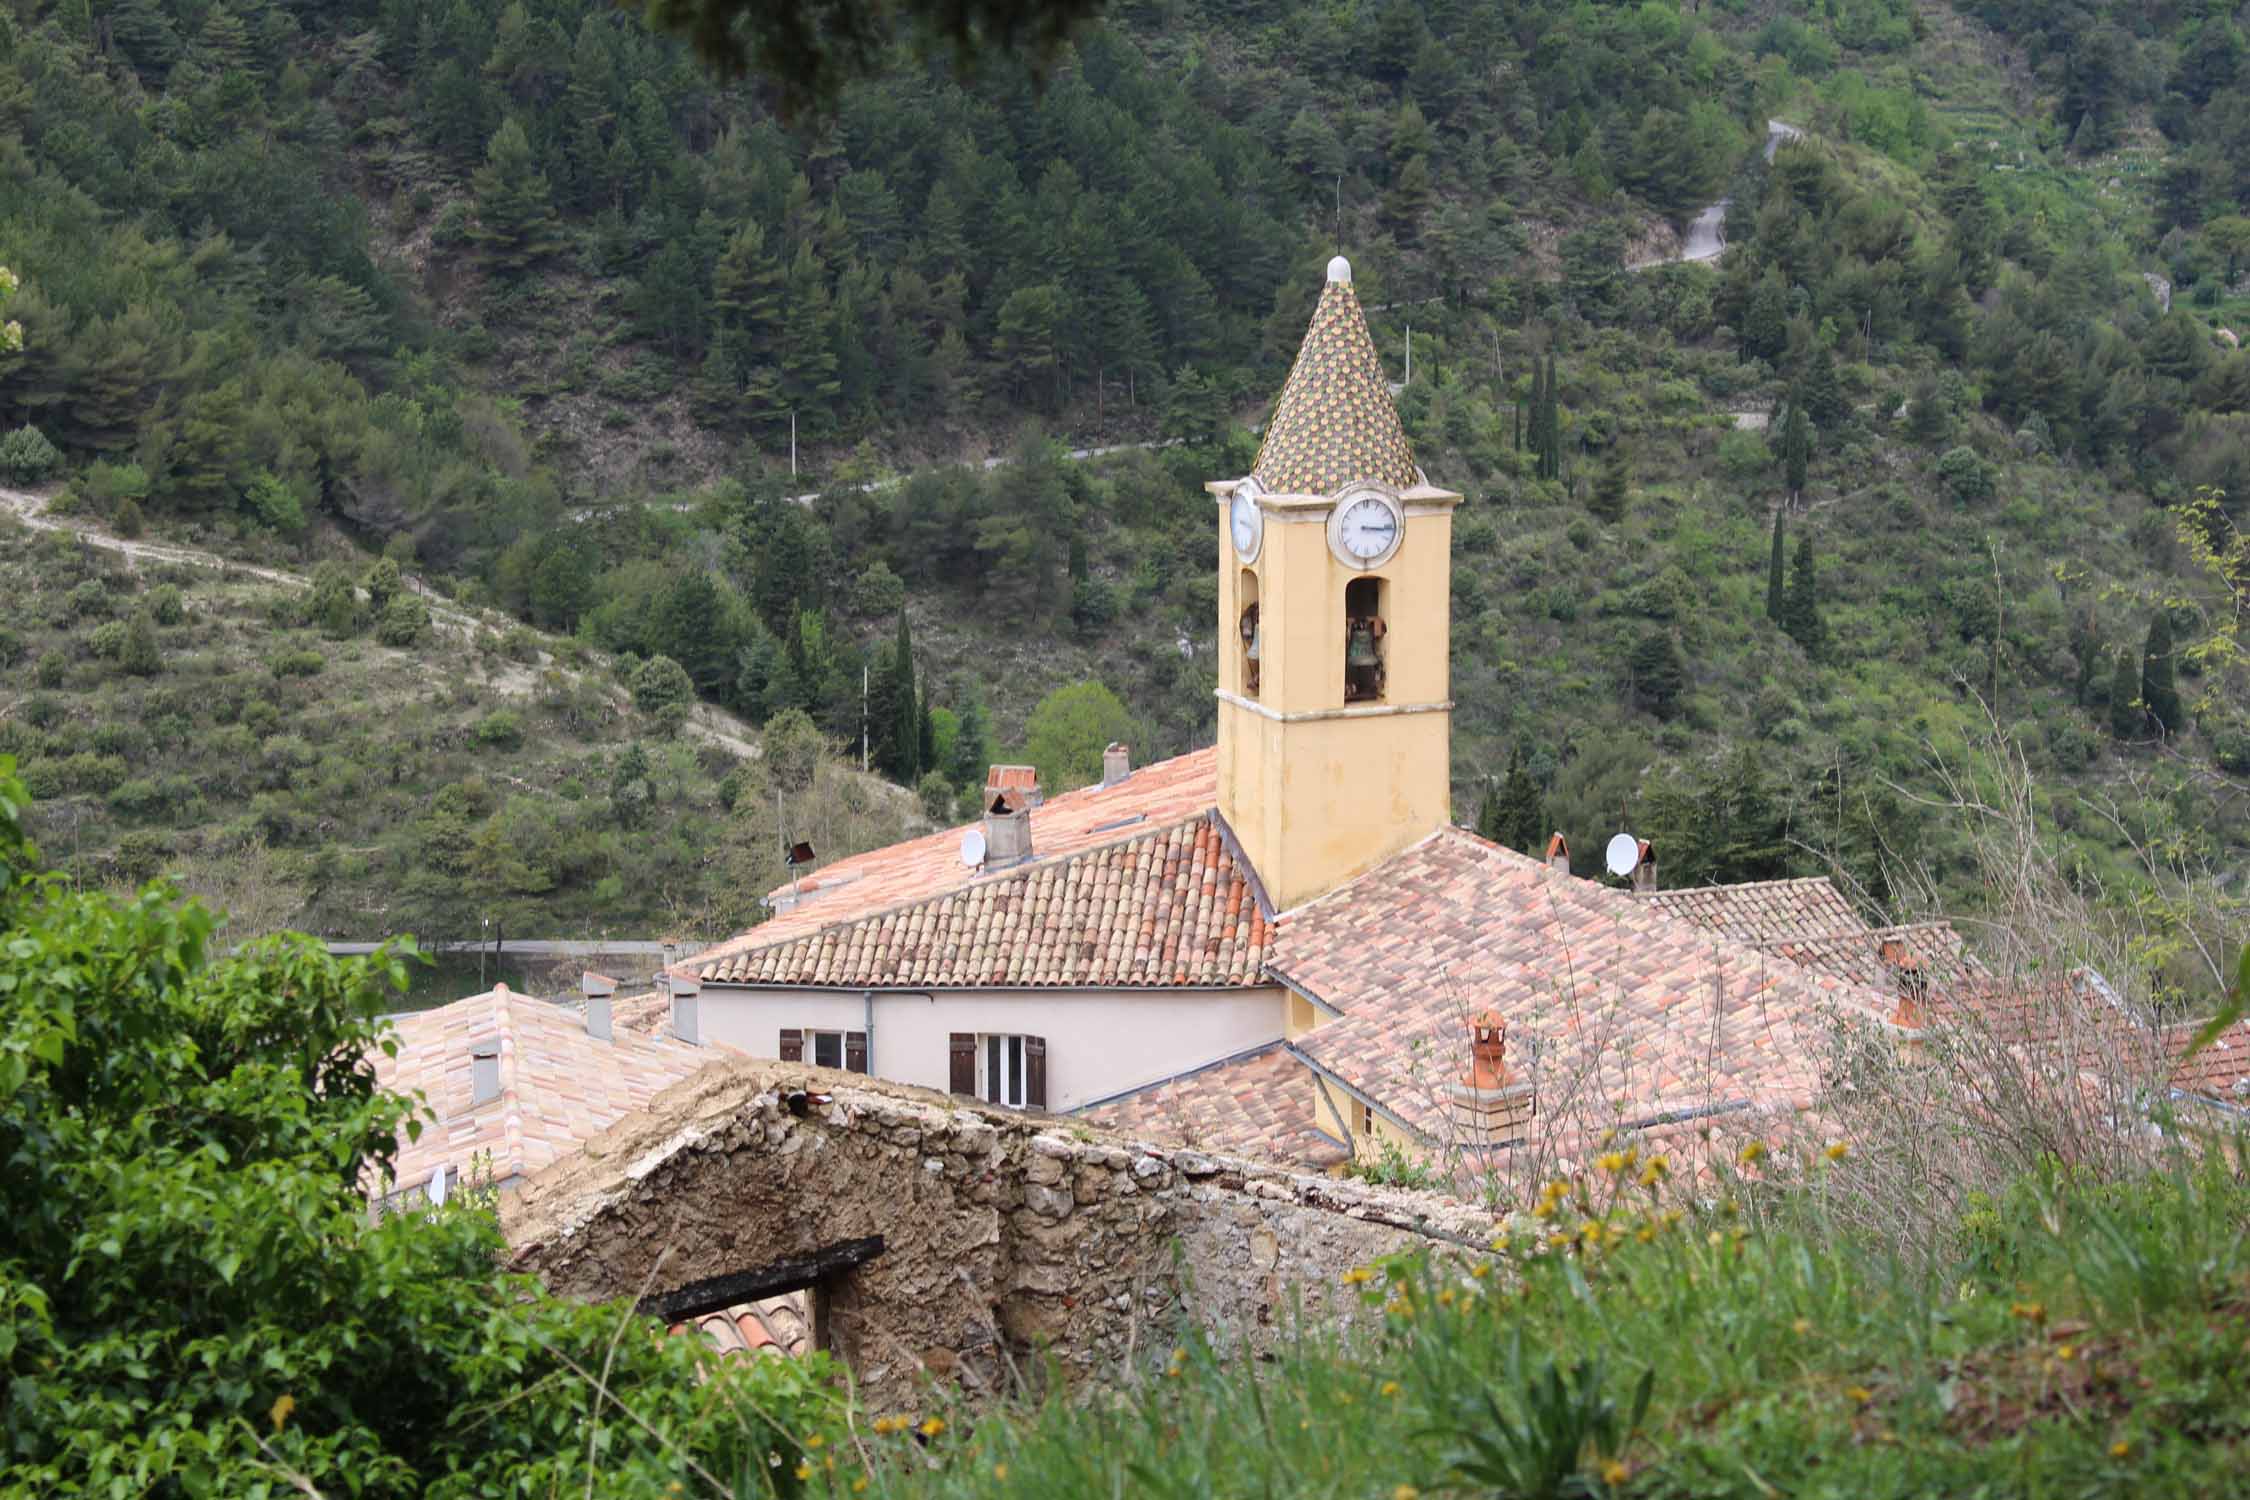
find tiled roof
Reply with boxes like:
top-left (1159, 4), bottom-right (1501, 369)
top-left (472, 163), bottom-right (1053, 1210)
top-left (1249, 271), bottom-right (1419, 495)
top-left (1078, 1042), bottom-right (1348, 1169)
top-left (1642, 877), bottom-right (1869, 947)
top-left (372, 984), bottom-right (710, 1198)
top-left (1760, 922), bottom-right (1983, 993)
top-left (2167, 1018), bottom-right (2250, 1105)
top-left (680, 747), bottom-right (1221, 984)
top-left (1276, 831), bottom-right (1892, 1142)
top-left (672, 1294), bottom-right (809, 1361)
top-left (698, 812), bottom-right (1269, 988)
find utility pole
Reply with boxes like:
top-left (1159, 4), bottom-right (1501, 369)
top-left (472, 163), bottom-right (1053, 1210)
top-left (861, 664), bottom-right (869, 773)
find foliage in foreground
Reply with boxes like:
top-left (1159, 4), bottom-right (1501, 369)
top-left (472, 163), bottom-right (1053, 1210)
top-left (0, 758), bottom-right (845, 1496)
top-left (833, 1146), bottom-right (2250, 1500)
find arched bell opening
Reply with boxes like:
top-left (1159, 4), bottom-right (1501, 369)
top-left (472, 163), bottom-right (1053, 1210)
top-left (1344, 576), bottom-right (1387, 703)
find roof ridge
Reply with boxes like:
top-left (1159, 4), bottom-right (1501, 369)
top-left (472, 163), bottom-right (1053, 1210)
top-left (1645, 875), bottom-right (1847, 898)
top-left (1070, 1038), bottom-right (1294, 1114)
top-left (698, 809), bottom-right (1225, 975)
top-left (1762, 920), bottom-right (1957, 949)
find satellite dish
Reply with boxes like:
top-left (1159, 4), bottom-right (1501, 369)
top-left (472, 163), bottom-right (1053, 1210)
top-left (1604, 833), bottom-right (1641, 880)
top-left (959, 828), bottom-right (987, 868)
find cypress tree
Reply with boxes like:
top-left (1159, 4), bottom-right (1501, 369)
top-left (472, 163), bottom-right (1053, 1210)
top-left (1781, 531), bottom-right (1826, 660)
top-left (1589, 455), bottom-right (1628, 523)
top-left (1766, 507), bottom-right (1787, 621)
top-left (2141, 612), bottom-right (2182, 737)
top-left (1494, 745), bottom-right (1543, 854)
top-left (888, 610), bottom-right (920, 782)
top-left (2109, 648), bottom-right (2143, 739)
top-left (1781, 402), bottom-right (1811, 500)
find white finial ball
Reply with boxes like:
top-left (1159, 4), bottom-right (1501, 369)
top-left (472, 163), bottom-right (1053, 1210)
top-left (1327, 255), bottom-right (1351, 284)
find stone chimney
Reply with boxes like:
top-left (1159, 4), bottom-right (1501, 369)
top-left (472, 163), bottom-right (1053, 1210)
top-left (670, 973), bottom-right (702, 1046)
top-left (1446, 1010), bottom-right (1535, 1148)
top-left (1102, 742), bottom-right (1132, 788)
top-left (983, 788), bottom-right (1033, 871)
top-left (1545, 832), bottom-right (1571, 875)
top-left (1878, 937), bottom-right (1928, 1029)
top-left (470, 1041), bottom-right (501, 1106)
top-left (581, 971), bottom-right (616, 1041)
top-left (1631, 839), bottom-right (1657, 893)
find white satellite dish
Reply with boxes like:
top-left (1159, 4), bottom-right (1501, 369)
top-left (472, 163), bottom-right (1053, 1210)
top-left (959, 828), bottom-right (987, 868)
top-left (1604, 833), bottom-right (1641, 880)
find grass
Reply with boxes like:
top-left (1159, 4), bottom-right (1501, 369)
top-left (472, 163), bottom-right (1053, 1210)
top-left (795, 1140), bottom-right (2250, 1498)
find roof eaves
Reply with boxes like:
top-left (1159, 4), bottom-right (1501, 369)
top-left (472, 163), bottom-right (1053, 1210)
top-left (1280, 1040), bottom-right (1433, 1147)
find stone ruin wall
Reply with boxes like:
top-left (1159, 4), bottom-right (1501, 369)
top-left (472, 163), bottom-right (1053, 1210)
top-left (504, 1060), bottom-right (1499, 1408)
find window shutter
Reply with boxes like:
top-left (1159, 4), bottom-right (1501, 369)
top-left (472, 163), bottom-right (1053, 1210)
top-left (1024, 1035), bottom-right (1047, 1110)
top-left (778, 1028), bottom-right (803, 1063)
top-left (948, 1033), bottom-right (976, 1096)
top-left (845, 1031), bottom-right (868, 1074)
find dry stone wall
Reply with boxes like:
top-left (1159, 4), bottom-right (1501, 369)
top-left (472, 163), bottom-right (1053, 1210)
top-left (504, 1060), bottom-right (1499, 1407)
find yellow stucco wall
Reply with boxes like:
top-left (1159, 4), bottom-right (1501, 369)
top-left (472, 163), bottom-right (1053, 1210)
top-left (1214, 486), bottom-right (1458, 913)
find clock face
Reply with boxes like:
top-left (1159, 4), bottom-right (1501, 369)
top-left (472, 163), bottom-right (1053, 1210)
top-left (1229, 486), bottom-right (1263, 562)
top-left (1334, 493), bottom-right (1402, 564)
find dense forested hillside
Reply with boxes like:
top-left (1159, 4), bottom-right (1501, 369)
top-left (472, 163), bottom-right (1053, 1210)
top-left (0, 0), bottom-right (2245, 951)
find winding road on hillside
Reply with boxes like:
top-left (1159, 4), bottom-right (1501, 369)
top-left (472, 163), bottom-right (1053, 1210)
top-left (0, 480), bottom-right (770, 760)
top-left (1634, 120), bottom-right (1804, 269)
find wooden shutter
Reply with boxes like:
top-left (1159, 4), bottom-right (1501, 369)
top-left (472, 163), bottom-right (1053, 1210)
top-left (1024, 1036), bottom-right (1047, 1110)
top-left (845, 1031), bottom-right (868, 1074)
top-left (948, 1033), bottom-right (976, 1096)
top-left (778, 1028), bottom-right (803, 1063)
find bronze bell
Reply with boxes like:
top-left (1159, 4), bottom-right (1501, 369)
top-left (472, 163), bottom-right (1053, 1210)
top-left (1346, 620), bottom-right (1380, 667)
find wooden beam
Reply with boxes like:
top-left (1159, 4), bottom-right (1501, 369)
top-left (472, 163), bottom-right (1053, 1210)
top-left (639, 1236), bottom-right (885, 1322)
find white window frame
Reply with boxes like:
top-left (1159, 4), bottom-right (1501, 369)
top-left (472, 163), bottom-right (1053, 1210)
top-left (979, 1034), bottom-right (1028, 1109)
top-left (809, 1029), bottom-right (847, 1071)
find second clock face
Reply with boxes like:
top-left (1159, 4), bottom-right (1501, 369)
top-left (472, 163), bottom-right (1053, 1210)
top-left (1230, 486), bottom-right (1264, 562)
top-left (1334, 493), bottom-right (1402, 565)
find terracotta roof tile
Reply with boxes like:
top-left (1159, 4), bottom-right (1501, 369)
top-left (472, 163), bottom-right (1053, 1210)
top-left (1078, 1043), bottom-right (1348, 1169)
top-left (1642, 877), bottom-right (1869, 946)
top-left (676, 748), bottom-right (1221, 986)
top-left (2166, 1018), bottom-right (2250, 1105)
top-left (698, 812), bottom-right (1268, 988)
top-left (1250, 274), bottom-right (1419, 495)
top-left (372, 984), bottom-right (710, 1199)
top-left (1275, 832), bottom-right (1891, 1144)
top-left (1760, 922), bottom-right (1983, 993)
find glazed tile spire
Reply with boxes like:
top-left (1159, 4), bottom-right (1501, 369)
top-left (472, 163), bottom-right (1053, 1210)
top-left (1249, 256), bottom-right (1420, 495)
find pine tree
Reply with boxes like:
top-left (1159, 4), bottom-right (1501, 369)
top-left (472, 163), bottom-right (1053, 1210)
top-left (1485, 746), bottom-right (1544, 854)
top-left (2141, 612), bottom-right (2182, 737)
top-left (1781, 531), bottom-right (1825, 659)
top-left (2108, 648), bottom-right (2143, 739)
top-left (1629, 630), bottom-right (1687, 718)
top-left (472, 119), bottom-right (566, 276)
top-left (1801, 346), bottom-right (1846, 429)
top-left (120, 610), bottom-right (161, 677)
top-left (1766, 507), bottom-right (1787, 621)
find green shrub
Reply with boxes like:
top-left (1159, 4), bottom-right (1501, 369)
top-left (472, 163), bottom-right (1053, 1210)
top-left (22, 694), bottom-right (66, 730)
top-left (0, 626), bottom-right (21, 668)
top-left (244, 470), bottom-right (307, 534)
top-left (363, 556), bottom-right (402, 611)
top-left (147, 584), bottom-right (185, 626)
top-left (111, 498), bottom-right (144, 538)
top-left (629, 653), bottom-right (694, 713)
top-left (309, 561), bottom-right (361, 638)
top-left (89, 722), bottom-right (147, 760)
top-left (917, 769), bottom-right (956, 822)
top-left (0, 422), bottom-right (61, 482)
top-left (472, 710), bottom-right (525, 750)
top-left (120, 610), bottom-right (161, 676)
top-left (66, 579), bottom-right (111, 619)
top-left (270, 648), bottom-right (327, 678)
top-left (85, 459), bottom-right (151, 507)
top-left (1936, 445), bottom-right (1996, 505)
top-left (375, 595), bottom-right (430, 647)
top-left (33, 651), bottom-right (66, 688)
top-left (87, 620), bottom-right (129, 660)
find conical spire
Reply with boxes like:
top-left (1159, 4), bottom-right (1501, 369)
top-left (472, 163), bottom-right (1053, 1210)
top-left (1249, 256), bottom-right (1420, 495)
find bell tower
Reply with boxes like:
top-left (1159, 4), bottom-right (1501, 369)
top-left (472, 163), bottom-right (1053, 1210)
top-left (1210, 257), bottom-right (1460, 912)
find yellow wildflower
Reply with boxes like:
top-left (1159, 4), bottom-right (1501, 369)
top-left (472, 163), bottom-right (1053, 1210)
top-left (919, 1416), bottom-right (945, 1438)
top-left (1437, 1287), bottom-right (1456, 1307)
top-left (1596, 1150), bottom-right (1629, 1175)
top-left (1824, 1141), bottom-right (1850, 1162)
top-left (1846, 1386), bottom-right (1873, 1405)
top-left (1635, 1225), bottom-right (1655, 1244)
top-left (1738, 1140), bottom-right (1767, 1165)
top-left (269, 1394), bottom-right (295, 1432)
top-left (795, 1464), bottom-right (812, 1481)
top-left (2058, 1343), bottom-right (2076, 1361)
top-left (854, 1478), bottom-right (869, 1494)
top-left (1393, 1487), bottom-right (1420, 1500)
top-left (1637, 1158), bottom-right (1668, 1189)
top-left (1343, 1266), bottom-right (1375, 1285)
top-left (1471, 1261), bottom-right (1492, 1279)
top-left (1600, 1458), bottom-right (1630, 1485)
top-left (1708, 1230), bottom-right (1725, 1247)
top-left (995, 1463), bottom-right (1010, 1480)
top-left (805, 1434), bottom-right (825, 1449)
top-left (1381, 1380), bottom-right (1402, 1397)
top-left (2009, 1301), bottom-right (2047, 1325)
top-left (2110, 1440), bottom-right (2131, 1459)
top-left (1792, 1318), bottom-right (1812, 1336)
